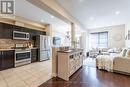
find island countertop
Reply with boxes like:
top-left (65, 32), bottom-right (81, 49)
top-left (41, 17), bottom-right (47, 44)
top-left (57, 49), bottom-right (83, 53)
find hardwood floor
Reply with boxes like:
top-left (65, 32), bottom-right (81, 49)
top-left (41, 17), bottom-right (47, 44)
top-left (39, 66), bottom-right (130, 87)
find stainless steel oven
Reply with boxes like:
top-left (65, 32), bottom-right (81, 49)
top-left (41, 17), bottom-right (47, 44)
top-left (13, 31), bottom-right (30, 40)
top-left (15, 49), bottom-right (31, 67)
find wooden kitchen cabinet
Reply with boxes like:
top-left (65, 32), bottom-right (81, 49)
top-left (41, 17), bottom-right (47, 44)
top-left (0, 22), bottom-right (46, 39)
top-left (3, 23), bottom-right (13, 39)
top-left (29, 30), bottom-right (38, 40)
top-left (13, 25), bottom-right (25, 32)
top-left (0, 22), bottom-right (13, 39)
top-left (0, 50), bottom-right (14, 70)
top-left (31, 49), bottom-right (38, 63)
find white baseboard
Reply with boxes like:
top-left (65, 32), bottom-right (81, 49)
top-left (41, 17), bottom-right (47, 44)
top-left (51, 73), bottom-right (57, 77)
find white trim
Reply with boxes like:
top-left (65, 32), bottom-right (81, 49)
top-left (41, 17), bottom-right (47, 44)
top-left (51, 73), bottom-right (57, 77)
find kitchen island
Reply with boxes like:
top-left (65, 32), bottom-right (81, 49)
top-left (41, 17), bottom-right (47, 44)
top-left (57, 49), bottom-right (83, 81)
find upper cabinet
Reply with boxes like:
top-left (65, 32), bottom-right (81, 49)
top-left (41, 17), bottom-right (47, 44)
top-left (14, 25), bottom-right (23, 31)
top-left (0, 23), bottom-right (13, 39)
top-left (0, 22), bottom-right (46, 40)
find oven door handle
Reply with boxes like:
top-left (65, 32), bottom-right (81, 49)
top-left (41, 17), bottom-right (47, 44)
top-left (15, 51), bottom-right (31, 54)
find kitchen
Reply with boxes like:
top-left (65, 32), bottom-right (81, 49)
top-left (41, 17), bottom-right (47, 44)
top-left (0, 19), bottom-right (84, 87)
top-left (0, 21), bottom-right (51, 70)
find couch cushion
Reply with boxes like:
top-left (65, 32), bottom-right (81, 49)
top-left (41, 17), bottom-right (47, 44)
top-left (120, 49), bottom-right (127, 57)
top-left (125, 49), bottom-right (130, 58)
top-left (108, 49), bottom-right (114, 53)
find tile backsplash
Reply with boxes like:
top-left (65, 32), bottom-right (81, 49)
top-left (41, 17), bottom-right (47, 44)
top-left (0, 39), bottom-right (34, 49)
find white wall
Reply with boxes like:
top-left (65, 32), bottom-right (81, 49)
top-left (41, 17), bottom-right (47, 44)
top-left (51, 23), bottom-right (71, 46)
top-left (80, 32), bottom-right (89, 52)
top-left (52, 30), bottom-right (66, 46)
top-left (88, 24), bottom-right (125, 49)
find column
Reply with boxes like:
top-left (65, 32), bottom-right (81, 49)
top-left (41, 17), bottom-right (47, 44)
top-left (71, 23), bottom-right (76, 47)
top-left (46, 24), bottom-right (52, 36)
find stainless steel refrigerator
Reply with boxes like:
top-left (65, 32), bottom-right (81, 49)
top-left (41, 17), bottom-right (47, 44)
top-left (35, 35), bottom-right (51, 61)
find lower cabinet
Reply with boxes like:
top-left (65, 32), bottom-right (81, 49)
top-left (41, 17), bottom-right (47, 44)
top-left (57, 50), bottom-right (83, 81)
top-left (31, 49), bottom-right (38, 63)
top-left (69, 59), bottom-right (75, 76)
top-left (69, 54), bottom-right (83, 76)
top-left (0, 50), bottom-right (14, 70)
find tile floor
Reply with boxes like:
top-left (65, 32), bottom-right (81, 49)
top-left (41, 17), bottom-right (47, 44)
top-left (0, 60), bottom-right (52, 87)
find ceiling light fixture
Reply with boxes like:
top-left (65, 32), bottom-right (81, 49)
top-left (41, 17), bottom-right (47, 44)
top-left (112, 21), bottom-right (115, 25)
top-left (41, 19), bottom-right (44, 22)
top-left (89, 17), bottom-right (94, 21)
top-left (79, 0), bottom-right (84, 2)
top-left (51, 15), bottom-right (54, 18)
top-left (115, 11), bottom-right (120, 15)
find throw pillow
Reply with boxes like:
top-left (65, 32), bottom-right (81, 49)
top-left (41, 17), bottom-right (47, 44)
top-left (120, 49), bottom-right (127, 57)
top-left (108, 49), bottom-right (114, 53)
top-left (125, 49), bottom-right (130, 58)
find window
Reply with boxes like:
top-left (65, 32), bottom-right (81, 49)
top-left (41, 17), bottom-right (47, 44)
top-left (89, 32), bottom-right (108, 49)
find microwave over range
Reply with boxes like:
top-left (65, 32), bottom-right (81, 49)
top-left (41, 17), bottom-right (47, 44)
top-left (13, 31), bottom-right (30, 40)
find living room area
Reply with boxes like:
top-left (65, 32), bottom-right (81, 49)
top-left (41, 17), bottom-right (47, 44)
top-left (84, 23), bottom-right (130, 74)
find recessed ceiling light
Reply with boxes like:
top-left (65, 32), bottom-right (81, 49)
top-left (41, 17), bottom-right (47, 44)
top-left (79, 0), bottom-right (84, 2)
top-left (51, 15), bottom-right (54, 18)
top-left (89, 17), bottom-right (94, 21)
top-left (112, 21), bottom-right (115, 25)
top-left (115, 11), bottom-right (120, 15)
top-left (41, 19), bottom-right (44, 22)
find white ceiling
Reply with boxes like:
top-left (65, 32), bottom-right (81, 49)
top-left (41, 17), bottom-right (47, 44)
top-left (15, 0), bottom-right (71, 33)
top-left (56, 0), bottom-right (130, 29)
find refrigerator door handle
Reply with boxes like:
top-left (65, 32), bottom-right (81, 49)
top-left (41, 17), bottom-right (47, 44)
top-left (44, 38), bottom-right (46, 50)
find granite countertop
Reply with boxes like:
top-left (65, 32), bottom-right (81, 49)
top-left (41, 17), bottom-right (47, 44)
top-left (30, 47), bottom-right (38, 49)
top-left (0, 47), bottom-right (38, 51)
top-left (0, 49), bottom-right (15, 51)
top-left (58, 49), bottom-right (83, 53)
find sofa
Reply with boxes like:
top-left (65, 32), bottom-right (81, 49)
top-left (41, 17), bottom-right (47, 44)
top-left (89, 48), bottom-right (121, 58)
top-left (112, 48), bottom-right (130, 74)
top-left (113, 57), bottom-right (130, 74)
top-left (96, 48), bottom-right (130, 75)
top-left (89, 48), bottom-right (110, 58)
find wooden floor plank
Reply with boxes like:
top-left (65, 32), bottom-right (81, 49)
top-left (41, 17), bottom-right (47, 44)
top-left (39, 66), bottom-right (130, 87)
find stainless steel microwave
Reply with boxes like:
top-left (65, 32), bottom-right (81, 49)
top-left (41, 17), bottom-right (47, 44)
top-left (13, 31), bottom-right (30, 40)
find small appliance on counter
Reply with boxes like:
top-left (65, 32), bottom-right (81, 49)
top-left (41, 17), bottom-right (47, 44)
top-left (14, 44), bottom-right (31, 67)
top-left (27, 42), bottom-right (33, 48)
